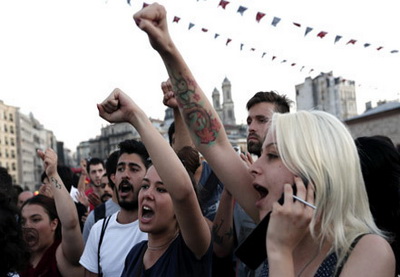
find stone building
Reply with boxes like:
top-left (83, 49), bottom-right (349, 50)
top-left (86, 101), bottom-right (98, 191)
top-left (296, 71), bottom-right (357, 120)
top-left (0, 100), bottom-right (19, 184)
top-left (212, 77), bottom-right (236, 126)
top-left (345, 100), bottom-right (400, 148)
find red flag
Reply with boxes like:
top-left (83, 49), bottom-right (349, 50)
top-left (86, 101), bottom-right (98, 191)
top-left (256, 12), bottom-right (266, 23)
top-left (293, 22), bottom-right (301, 27)
top-left (226, 38), bottom-right (232, 45)
top-left (346, 39), bottom-right (357, 45)
top-left (272, 56), bottom-right (276, 61)
top-left (317, 31), bottom-right (327, 38)
top-left (250, 48), bottom-right (255, 51)
top-left (376, 46), bottom-right (383, 51)
top-left (291, 63), bottom-right (296, 66)
top-left (218, 0), bottom-right (230, 9)
top-left (173, 16), bottom-right (180, 23)
top-left (201, 28), bottom-right (208, 32)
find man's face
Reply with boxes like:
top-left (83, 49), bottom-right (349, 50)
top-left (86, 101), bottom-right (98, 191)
top-left (89, 163), bottom-right (105, 187)
top-left (247, 102), bottom-right (275, 157)
top-left (114, 153), bottom-right (147, 211)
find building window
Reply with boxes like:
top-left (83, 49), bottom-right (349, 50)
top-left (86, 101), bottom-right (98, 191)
top-left (11, 138), bottom-right (14, 146)
top-left (9, 113), bottom-right (13, 122)
top-left (12, 163), bottom-right (16, 171)
top-left (10, 126), bottom-right (14, 134)
top-left (11, 150), bottom-right (15, 158)
top-left (4, 124), bottom-right (8, 133)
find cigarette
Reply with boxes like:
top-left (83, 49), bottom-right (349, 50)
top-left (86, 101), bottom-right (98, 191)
top-left (292, 195), bottom-right (316, 209)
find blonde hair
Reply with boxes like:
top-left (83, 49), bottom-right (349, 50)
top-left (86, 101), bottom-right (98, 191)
top-left (270, 110), bottom-right (383, 270)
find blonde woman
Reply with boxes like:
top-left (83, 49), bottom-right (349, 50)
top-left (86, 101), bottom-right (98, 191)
top-left (133, 3), bottom-right (395, 276)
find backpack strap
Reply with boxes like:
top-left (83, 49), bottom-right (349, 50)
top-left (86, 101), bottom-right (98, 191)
top-left (94, 202), bottom-right (106, 223)
top-left (97, 215), bottom-right (112, 276)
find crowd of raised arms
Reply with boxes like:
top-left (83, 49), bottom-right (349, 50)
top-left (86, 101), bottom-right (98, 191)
top-left (1, 3), bottom-right (399, 277)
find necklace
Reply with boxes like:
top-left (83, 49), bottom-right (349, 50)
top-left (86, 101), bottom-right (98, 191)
top-left (147, 231), bottom-right (179, 251)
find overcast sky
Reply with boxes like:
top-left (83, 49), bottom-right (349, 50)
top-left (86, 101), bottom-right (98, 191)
top-left (1, 0), bottom-right (399, 151)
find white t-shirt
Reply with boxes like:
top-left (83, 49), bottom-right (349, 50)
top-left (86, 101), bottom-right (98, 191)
top-left (80, 211), bottom-right (147, 277)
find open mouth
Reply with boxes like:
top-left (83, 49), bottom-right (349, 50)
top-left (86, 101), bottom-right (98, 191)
top-left (119, 180), bottom-right (133, 193)
top-left (141, 205), bottom-right (154, 219)
top-left (23, 228), bottom-right (39, 247)
top-left (253, 184), bottom-right (268, 199)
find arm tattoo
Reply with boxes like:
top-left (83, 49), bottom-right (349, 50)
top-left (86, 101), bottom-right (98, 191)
top-left (171, 75), bottom-right (221, 145)
top-left (212, 218), bottom-right (234, 246)
top-left (50, 176), bottom-right (62, 189)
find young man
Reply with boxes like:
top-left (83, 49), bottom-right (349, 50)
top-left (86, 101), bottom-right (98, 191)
top-left (82, 150), bottom-right (120, 243)
top-left (79, 139), bottom-right (149, 277)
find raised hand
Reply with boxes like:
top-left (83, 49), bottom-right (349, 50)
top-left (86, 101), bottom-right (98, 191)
top-left (37, 149), bottom-right (58, 178)
top-left (97, 88), bottom-right (140, 124)
top-left (162, 79), bottom-right (178, 109)
top-left (133, 3), bottom-right (173, 54)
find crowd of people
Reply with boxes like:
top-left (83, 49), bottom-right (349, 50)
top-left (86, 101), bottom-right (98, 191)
top-left (1, 3), bottom-right (399, 277)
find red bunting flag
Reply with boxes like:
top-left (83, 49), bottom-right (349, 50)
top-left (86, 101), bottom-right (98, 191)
top-left (272, 56), bottom-right (276, 61)
top-left (293, 22), bottom-right (301, 27)
top-left (376, 46), bottom-right (383, 51)
top-left (256, 12), bottom-right (266, 23)
top-left (346, 39), bottom-right (357, 45)
top-left (201, 28), bottom-right (208, 32)
top-left (226, 38), bottom-right (232, 45)
top-left (143, 3), bottom-right (149, 8)
top-left (251, 48), bottom-right (255, 51)
top-left (291, 63), bottom-right (296, 66)
top-left (218, 0), bottom-right (230, 9)
top-left (317, 31), bottom-right (328, 38)
top-left (173, 16), bottom-right (180, 23)
top-left (261, 52), bottom-right (266, 58)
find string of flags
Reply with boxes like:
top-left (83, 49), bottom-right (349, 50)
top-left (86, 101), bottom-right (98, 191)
top-left (126, 0), bottom-right (398, 75)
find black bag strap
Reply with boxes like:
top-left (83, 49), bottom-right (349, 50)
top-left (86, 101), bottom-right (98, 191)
top-left (94, 203), bottom-right (106, 223)
top-left (335, 233), bottom-right (368, 276)
top-left (97, 215), bottom-right (112, 277)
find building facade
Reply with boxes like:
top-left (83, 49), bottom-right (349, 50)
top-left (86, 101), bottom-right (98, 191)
top-left (296, 71), bottom-right (357, 120)
top-left (345, 101), bottom-right (400, 148)
top-left (0, 100), bottom-right (19, 184)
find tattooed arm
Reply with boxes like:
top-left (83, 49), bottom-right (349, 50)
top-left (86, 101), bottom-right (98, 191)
top-left (212, 188), bottom-right (235, 257)
top-left (134, 3), bottom-right (259, 222)
top-left (161, 78), bottom-right (195, 152)
top-left (37, 149), bottom-right (84, 269)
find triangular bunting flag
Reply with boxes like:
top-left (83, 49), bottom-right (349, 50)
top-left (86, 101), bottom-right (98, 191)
top-left (256, 12), bottom-right (266, 23)
top-left (364, 43), bottom-right (371, 48)
top-left (272, 56), bottom-right (276, 61)
top-left (237, 6), bottom-right (247, 16)
top-left (262, 52), bottom-right (266, 58)
top-left (143, 3), bottom-right (149, 8)
top-left (291, 63), bottom-right (296, 66)
top-left (309, 69), bottom-right (314, 74)
top-left (391, 50), bottom-right (399, 53)
top-left (281, 59), bottom-right (287, 63)
top-left (240, 43), bottom-right (244, 51)
top-left (226, 38), bottom-right (232, 45)
top-left (214, 34), bottom-right (220, 39)
top-left (201, 28), bottom-right (208, 32)
top-left (293, 22), bottom-right (301, 27)
top-left (271, 17), bottom-right (281, 27)
top-left (173, 16), bottom-right (180, 23)
top-left (300, 66), bottom-right (305, 72)
top-left (376, 46), bottom-right (383, 51)
top-left (305, 27), bottom-right (313, 36)
top-left (334, 35), bottom-right (342, 44)
top-left (127, 0), bottom-right (131, 5)
top-left (346, 39), bottom-right (357, 45)
top-left (218, 0), bottom-right (230, 9)
top-left (317, 31), bottom-right (328, 38)
top-left (250, 48), bottom-right (255, 51)
top-left (188, 23), bottom-right (195, 30)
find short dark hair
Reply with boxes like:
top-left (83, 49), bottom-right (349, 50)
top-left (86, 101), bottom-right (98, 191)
top-left (105, 150), bottom-right (119, 189)
top-left (168, 122), bottom-right (175, 146)
top-left (86, 157), bottom-right (105, 174)
top-left (0, 167), bottom-right (14, 204)
top-left (177, 146), bottom-right (201, 176)
top-left (246, 91), bottom-right (292, 113)
top-left (118, 139), bottom-right (150, 169)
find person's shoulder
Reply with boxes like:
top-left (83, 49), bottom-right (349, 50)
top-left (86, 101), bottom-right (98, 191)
top-left (343, 234), bottom-right (395, 276)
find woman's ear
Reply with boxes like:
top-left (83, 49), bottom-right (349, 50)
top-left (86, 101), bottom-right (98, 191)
top-left (50, 218), bottom-right (59, 232)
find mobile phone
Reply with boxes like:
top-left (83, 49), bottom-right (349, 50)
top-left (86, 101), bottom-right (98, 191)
top-left (234, 182), bottom-right (305, 269)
